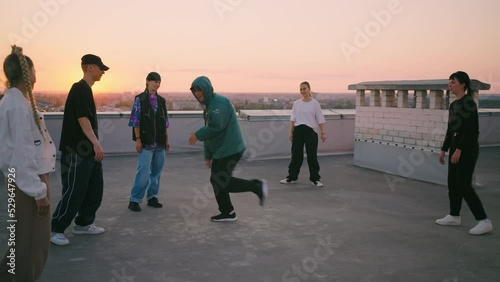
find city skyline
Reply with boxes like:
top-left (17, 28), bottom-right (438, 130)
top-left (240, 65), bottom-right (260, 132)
top-left (1, 0), bottom-right (500, 94)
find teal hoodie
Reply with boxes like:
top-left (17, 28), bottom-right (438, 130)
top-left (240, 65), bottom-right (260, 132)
top-left (191, 76), bottom-right (246, 160)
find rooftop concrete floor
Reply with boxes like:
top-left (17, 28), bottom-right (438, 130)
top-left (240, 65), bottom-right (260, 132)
top-left (1, 148), bottom-right (499, 282)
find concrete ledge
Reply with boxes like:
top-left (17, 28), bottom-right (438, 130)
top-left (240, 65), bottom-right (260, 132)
top-left (348, 79), bottom-right (491, 91)
top-left (353, 140), bottom-right (447, 185)
top-left (42, 109), bottom-right (499, 160)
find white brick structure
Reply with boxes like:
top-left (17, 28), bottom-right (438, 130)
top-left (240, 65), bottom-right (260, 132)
top-left (354, 107), bottom-right (449, 150)
top-left (348, 79), bottom-right (491, 185)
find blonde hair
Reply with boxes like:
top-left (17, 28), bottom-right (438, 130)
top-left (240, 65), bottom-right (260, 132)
top-left (9, 46), bottom-right (43, 136)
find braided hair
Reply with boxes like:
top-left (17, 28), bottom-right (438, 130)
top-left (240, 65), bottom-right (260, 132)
top-left (3, 45), bottom-right (43, 136)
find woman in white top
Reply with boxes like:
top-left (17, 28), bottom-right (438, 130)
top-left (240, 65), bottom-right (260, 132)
top-left (0, 46), bottom-right (56, 281)
top-left (280, 81), bottom-right (326, 187)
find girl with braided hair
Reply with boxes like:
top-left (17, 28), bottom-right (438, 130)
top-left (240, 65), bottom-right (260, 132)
top-left (0, 45), bottom-right (56, 281)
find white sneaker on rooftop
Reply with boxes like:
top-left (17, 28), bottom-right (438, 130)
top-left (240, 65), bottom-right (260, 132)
top-left (50, 232), bottom-right (69, 246)
top-left (280, 178), bottom-right (296, 184)
top-left (469, 219), bottom-right (493, 235)
top-left (435, 215), bottom-right (461, 226)
top-left (312, 181), bottom-right (324, 187)
top-left (72, 224), bottom-right (105, 235)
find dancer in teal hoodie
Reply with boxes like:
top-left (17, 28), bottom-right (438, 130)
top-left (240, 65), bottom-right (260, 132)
top-left (188, 76), bottom-right (268, 221)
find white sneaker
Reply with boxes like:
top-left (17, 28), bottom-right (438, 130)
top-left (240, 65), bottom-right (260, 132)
top-left (312, 181), bottom-right (324, 187)
top-left (50, 232), bottom-right (69, 246)
top-left (72, 224), bottom-right (105, 235)
top-left (258, 179), bottom-right (268, 206)
top-left (435, 215), bottom-right (461, 226)
top-left (469, 219), bottom-right (493, 235)
top-left (280, 178), bottom-right (296, 184)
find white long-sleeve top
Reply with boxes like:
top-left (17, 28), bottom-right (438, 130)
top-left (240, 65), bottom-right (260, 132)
top-left (290, 98), bottom-right (326, 134)
top-left (0, 88), bottom-right (56, 200)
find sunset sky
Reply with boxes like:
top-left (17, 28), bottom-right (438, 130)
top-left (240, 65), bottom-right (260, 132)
top-left (1, 0), bottom-right (499, 94)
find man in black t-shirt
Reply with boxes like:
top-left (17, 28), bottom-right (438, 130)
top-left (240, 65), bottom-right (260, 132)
top-left (50, 54), bottom-right (109, 246)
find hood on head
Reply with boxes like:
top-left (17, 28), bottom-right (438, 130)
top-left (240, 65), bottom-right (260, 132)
top-left (190, 76), bottom-right (214, 105)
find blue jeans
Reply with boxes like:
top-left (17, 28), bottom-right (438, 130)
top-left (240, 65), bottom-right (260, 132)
top-left (130, 148), bottom-right (165, 203)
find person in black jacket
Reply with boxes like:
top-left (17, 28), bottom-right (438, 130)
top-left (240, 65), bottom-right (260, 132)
top-left (436, 71), bottom-right (493, 235)
top-left (128, 72), bottom-right (170, 212)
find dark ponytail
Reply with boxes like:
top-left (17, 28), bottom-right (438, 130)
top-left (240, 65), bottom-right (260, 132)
top-left (466, 86), bottom-right (473, 96)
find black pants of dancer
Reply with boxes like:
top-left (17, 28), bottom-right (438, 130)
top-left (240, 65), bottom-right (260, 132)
top-left (210, 152), bottom-right (259, 214)
top-left (51, 152), bottom-right (103, 233)
top-left (448, 143), bottom-right (487, 220)
top-left (287, 125), bottom-right (320, 182)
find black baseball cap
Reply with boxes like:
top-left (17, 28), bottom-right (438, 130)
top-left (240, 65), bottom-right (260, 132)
top-left (81, 54), bottom-right (109, 71)
top-left (146, 72), bottom-right (161, 81)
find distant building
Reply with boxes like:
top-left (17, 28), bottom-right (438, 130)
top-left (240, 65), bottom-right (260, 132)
top-left (37, 96), bottom-right (59, 105)
top-left (172, 101), bottom-right (202, 110)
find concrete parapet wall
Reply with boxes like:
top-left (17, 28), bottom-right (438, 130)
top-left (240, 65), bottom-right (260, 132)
top-left (43, 110), bottom-right (356, 161)
top-left (41, 107), bottom-right (499, 170)
top-left (353, 141), bottom-right (448, 185)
